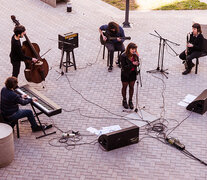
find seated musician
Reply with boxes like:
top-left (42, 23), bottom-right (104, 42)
top-left (0, 77), bottom-right (42, 132)
top-left (120, 43), bottom-right (139, 109)
top-left (179, 23), bottom-right (204, 75)
top-left (99, 21), bottom-right (125, 72)
top-left (10, 25), bottom-right (37, 78)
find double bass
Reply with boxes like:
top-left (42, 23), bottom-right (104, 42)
top-left (11, 15), bottom-right (49, 83)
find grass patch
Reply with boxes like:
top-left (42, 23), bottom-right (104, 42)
top-left (155, 0), bottom-right (207, 10)
top-left (102, 0), bottom-right (139, 10)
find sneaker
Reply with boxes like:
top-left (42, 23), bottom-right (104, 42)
top-left (108, 66), bottom-right (113, 72)
top-left (32, 125), bottom-right (42, 132)
top-left (122, 99), bottom-right (128, 109)
top-left (128, 100), bottom-right (134, 109)
top-left (182, 69), bottom-right (191, 75)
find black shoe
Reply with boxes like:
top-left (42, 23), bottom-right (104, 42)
top-left (122, 99), bottom-right (128, 109)
top-left (32, 125), bottom-right (42, 132)
top-left (116, 60), bottom-right (121, 68)
top-left (190, 63), bottom-right (195, 68)
top-left (128, 100), bottom-right (134, 109)
top-left (108, 66), bottom-right (113, 72)
top-left (182, 69), bottom-right (191, 75)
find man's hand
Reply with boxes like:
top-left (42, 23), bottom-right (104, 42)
top-left (32, 97), bottom-right (37, 102)
top-left (32, 58), bottom-right (38, 63)
top-left (102, 35), bottom-right (107, 42)
top-left (117, 37), bottom-right (121, 42)
top-left (21, 94), bottom-right (28, 99)
top-left (187, 43), bottom-right (193, 47)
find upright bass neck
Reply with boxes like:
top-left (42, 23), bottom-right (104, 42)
top-left (24, 34), bottom-right (41, 60)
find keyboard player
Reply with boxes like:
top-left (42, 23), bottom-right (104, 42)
top-left (0, 77), bottom-right (42, 132)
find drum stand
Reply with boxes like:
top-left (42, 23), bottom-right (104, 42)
top-left (147, 30), bottom-right (179, 79)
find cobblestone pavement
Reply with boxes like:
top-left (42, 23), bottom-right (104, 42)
top-left (0, 0), bottom-right (207, 179)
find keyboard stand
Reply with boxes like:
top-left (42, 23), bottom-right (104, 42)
top-left (31, 105), bottom-right (56, 139)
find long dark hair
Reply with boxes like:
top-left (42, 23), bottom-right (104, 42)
top-left (125, 43), bottom-right (138, 57)
top-left (108, 22), bottom-right (119, 33)
top-left (192, 23), bottom-right (202, 33)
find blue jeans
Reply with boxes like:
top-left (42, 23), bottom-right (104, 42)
top-left (7, 109), bottom-right (38, 129)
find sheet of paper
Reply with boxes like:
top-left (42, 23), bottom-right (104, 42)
top-left (183, 94), bottom-right (196, 103)
top-left (87, 125), bottom-right (121, 136)
top-left (178, 101), bottom-right (189, 107)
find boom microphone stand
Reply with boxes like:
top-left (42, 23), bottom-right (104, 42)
top-left (147, 30), bottom-right (180, 79)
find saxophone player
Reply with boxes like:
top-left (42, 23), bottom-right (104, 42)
top-left (179, 23), bottom-right (204, 75)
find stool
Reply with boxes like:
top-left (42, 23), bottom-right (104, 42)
top-left (102, 45), bottom-right (120, 67)
top-left (59, 49), bottom-right (76, 72)
top-left (0, 123), bottom-right (14, 168)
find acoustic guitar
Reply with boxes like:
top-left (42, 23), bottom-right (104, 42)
top-left (100, 32), bottom-right (131, 45)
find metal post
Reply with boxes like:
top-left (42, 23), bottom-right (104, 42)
top-left (123, 0), bottom-right (130, 28)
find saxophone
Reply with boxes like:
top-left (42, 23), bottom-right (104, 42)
top-left (184, 32), bottom-right (191, 69)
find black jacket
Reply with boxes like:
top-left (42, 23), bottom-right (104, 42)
top-left (120, 53), bottom-right (139, 76)
top-left (10, 35), bottom-right (32, 62)
top-left (1, 87), bottom-right (32, 117)
top-left (188, 33), bottom-right (204, 53)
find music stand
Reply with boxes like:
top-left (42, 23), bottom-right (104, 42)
top-left (147, 30), bottom-right (179, 79)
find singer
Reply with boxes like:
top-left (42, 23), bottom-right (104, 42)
top-left (179, 23), bottom-right (204, 75)
top-left (120, 43), bottom-right (139, 109)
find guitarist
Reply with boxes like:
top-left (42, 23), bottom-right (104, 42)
top-left (99, 22), bottom-right (125, 72)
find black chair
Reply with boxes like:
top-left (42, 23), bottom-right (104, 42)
top-left (102, 45), bottom-right (120, 67)
top-left (0, 103), bottom-right (20, 138)
top-left (195, 38), bottom-right (207, 74)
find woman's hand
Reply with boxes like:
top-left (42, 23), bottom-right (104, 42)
top-left (133, 61), bottom-right (139, 66)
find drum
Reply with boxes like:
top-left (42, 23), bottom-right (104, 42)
top-left (0, 123), bottom-right (14, 168)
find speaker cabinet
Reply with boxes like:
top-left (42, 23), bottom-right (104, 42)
top-left (186, 89), bottom-right (207, 114)
top-left (98, 126), bottom-right (139, 151)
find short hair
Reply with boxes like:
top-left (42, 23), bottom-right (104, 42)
top-left (192, 23), bottom-right (202, 33)
top-left (13, 25), bottom-right (26, 36)
top-left (5, 77), bottom-right (18, 90)
top-left (108, 22), bottom-right (119, 33)
top-left (125, 42), bottom-right (138, 57)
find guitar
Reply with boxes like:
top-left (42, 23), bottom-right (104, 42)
top-left (100, 32), bottom-right (131, 45)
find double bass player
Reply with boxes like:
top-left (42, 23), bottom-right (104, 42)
top-left (10, 25), bottom-right (37, 78)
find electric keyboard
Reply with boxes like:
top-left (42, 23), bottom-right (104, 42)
top-left (16, 84), bottom-right (62, 117)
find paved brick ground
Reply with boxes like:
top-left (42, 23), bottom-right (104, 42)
top-left (0, 0), bottom-right (207, 179)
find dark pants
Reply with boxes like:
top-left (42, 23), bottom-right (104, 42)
top-left (6, 109), bottom-right (38, 129)
top-left (105, 42), bottom-right (125, 67)
top-left (179, 51), bottom-right (202, 69)
top-left (11, 60), bottom-right (21, 78)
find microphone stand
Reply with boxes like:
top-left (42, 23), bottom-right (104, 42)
top-left (147, 30), bottom-right (180, 79)
top-left (134, 64), bottom-right (143, 119)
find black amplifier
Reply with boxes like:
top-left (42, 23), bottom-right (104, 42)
top-left (98, 126), bottom-right (139, 151)
top-left (58, 32), bottom-right (78, 51)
